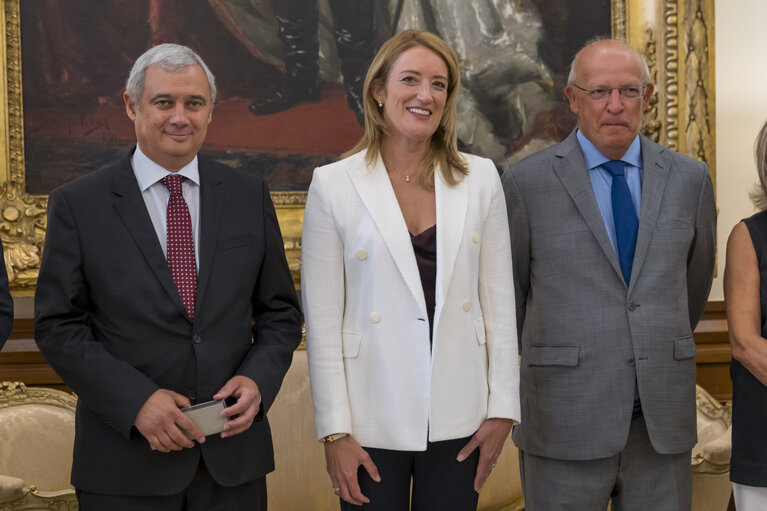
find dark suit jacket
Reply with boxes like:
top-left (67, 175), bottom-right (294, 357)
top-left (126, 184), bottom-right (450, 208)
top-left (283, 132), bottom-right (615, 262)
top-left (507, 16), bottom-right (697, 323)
top-left (0, 242), bottom-right (13, 351)
top-left (503, 131), bottom-right (716, 460)
top-left (34, 151), bottom-right (302, 495)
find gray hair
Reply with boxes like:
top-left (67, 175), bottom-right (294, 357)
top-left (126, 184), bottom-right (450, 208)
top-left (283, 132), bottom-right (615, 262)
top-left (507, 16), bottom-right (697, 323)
top-left (567, 36), bottom-right (651, 86)
top-left (751, 118), bottom-right (767, 210)
top-left (125, 43), bottom-right (217, 108)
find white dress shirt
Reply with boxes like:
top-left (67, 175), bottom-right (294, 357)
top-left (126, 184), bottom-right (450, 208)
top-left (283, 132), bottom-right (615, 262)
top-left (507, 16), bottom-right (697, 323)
top-left (130, 145), bottom-right (201, 269)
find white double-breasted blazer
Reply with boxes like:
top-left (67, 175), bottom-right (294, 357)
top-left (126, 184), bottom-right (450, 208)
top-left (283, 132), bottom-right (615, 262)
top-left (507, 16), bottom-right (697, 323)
top-left (301, 150), bottom-right (520, 451)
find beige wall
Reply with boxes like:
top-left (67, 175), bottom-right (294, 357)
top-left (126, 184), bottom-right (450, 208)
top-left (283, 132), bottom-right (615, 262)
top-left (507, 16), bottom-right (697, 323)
top-left (712, 0), bottom-right (767, 301)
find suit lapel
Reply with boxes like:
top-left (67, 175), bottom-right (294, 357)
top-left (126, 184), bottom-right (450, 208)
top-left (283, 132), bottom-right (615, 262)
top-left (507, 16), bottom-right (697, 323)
top-left (111, 155), bottom-right (190, 321)
top-left (435, 165), bottom-right (467, 307)
top-left (194, 158), bottom-right (224, 318)
top-left (628, 136), bottom-right (670, 292)
top-left (347, 153), bottom-right (427, 316)
top-left (552, 133), bottom-right (625, 283)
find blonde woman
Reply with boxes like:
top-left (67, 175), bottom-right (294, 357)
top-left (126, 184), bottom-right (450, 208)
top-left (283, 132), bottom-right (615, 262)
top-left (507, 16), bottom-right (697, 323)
top-left (302, 30), bottom-right (520, 510)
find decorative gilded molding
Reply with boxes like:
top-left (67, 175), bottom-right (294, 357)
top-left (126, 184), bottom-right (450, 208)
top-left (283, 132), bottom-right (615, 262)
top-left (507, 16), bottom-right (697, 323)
top-left (271, 191), bottom-right (308, 207)
top-left (683, 0), bottom-right (716, 186)
top-left (612, 0), bottom-right (627, 39)
top-left (641, 28), bottom-right (662, 142)
top-left (623, 0), bottom-right (715, 172)
top-left (0, 0), bottom-right (45, 296)
top-left (663, 0), bottom-right (680, 150)
top-left (0, 380), bottom-right (77, 409)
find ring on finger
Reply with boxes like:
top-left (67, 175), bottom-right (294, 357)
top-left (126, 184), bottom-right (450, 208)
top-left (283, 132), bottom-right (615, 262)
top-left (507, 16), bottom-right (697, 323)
top-left (490, 463), bottom-right (497, 471)
top-left (332, 487), bottom-right (341, 494)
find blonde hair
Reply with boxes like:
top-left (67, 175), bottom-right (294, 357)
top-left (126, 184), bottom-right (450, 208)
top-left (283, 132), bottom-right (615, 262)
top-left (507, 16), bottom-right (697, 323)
top-left (342, 29), bottom-right (468, 189)
top-left (751, 118), bottom-right (767, 210)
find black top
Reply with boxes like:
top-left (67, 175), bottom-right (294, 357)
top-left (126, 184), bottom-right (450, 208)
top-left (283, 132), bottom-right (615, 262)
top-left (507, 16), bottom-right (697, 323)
top-left (411, 224), bottom-right (437, 341)
top-left (731, 210), bottom-right (767, 486)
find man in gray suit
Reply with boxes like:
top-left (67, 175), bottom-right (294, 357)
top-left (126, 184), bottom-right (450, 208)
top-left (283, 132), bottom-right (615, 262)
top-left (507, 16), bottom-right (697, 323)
top-left (502, 39), bottom-right (716, 509)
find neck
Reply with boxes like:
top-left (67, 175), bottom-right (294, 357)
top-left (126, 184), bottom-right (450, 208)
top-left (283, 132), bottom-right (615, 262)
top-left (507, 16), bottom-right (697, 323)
top-left (137, 144), bottom-right (195, 173)
top-left (380, 138), bottom-right (429, 172)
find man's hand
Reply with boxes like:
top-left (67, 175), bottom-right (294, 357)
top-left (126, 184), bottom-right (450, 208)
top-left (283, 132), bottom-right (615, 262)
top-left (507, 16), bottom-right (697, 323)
top-left (325, 436), bottom-right (380, 506)
top-left (457, 418), bottom-right (514, 492)
top-left (213, 375), bottom-right (261, 438)
top-left (134, 389), bottom-right (205, 452)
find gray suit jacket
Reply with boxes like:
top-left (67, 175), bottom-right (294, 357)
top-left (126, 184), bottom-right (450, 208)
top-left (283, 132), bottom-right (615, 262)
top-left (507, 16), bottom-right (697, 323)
top-left (502, 130), bottom-right (716, 460)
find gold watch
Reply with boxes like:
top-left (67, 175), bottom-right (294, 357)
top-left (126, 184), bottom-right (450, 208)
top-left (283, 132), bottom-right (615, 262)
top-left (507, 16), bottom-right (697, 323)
top-left (321, 433), bottom-right (349, 443)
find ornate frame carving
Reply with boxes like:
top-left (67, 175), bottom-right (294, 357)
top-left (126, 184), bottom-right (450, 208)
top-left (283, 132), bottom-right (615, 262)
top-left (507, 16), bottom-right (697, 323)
top-left (0, 0), bottom-right (715, 294)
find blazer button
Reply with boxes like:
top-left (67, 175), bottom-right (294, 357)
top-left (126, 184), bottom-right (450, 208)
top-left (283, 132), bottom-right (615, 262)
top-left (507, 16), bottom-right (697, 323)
top-left (192, 334), bottom-right (202, 344)
top-left (356, 249), bottom-right (368, 260)
top-left (462, 301), bottom-right (472, 312)
top-left (472, 232), bottom-right (480, 243)
top-left (627, 357), bottom-right (635, 367)
top-left (627, 303), bottom-right (637, 312)
top-left (370, 312), bottom-right (381, 323)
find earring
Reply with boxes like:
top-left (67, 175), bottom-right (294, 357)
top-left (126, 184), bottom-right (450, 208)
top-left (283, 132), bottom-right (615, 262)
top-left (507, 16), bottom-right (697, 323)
top-left (378, 102), bottom-right (383, 108)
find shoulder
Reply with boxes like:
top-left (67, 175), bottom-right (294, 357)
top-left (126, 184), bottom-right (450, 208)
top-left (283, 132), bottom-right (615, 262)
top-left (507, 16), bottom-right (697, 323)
top-left (458, 152), bottom-right (501, 190)
top-left (314, 150), bottom-right (366, 178)
top-left (727, 220), bottom-right (758, 265)
top-left (461, 152), bottom-right (496, 174)
top-left (51, 153), bottom-right (131, 200)
top-left (742, 209), bottom-right (767, 237)
top-left (642, 136), bottom-right (708, 177)
top-left (504, 137), bottom-right (571, 179)
top-left (199, 154), bottom-right (265, 190)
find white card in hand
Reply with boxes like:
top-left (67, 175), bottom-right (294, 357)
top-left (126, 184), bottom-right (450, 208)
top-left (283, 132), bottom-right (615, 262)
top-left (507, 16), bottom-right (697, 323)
top-left (181, 399), bottom-right (229, 437)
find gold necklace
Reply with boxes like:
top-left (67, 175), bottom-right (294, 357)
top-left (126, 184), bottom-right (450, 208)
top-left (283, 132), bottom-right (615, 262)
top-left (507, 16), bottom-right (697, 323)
top-left (382, 154), bottom-right (412, 183)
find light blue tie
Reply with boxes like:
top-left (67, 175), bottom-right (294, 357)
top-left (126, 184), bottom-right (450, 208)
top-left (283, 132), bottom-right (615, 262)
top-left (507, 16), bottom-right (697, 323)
top-left (601, 160), bottom-right (638, 284)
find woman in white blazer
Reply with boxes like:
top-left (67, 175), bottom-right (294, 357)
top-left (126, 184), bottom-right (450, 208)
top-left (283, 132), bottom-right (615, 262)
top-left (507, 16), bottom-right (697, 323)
top-left (302, 30), bottom-right (520, 510)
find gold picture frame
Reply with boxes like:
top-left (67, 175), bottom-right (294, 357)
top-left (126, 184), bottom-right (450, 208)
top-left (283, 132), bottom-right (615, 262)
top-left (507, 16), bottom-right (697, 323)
top-left (0, 0), bottom-right (714, 295)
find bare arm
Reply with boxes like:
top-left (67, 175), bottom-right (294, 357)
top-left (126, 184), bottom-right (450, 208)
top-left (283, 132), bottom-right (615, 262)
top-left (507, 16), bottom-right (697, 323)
top-left (724, 221), bottom-right (767, 385)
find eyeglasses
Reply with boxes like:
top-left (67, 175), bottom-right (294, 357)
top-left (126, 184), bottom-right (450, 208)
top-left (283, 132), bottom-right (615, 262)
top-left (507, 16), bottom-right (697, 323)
top-left (571, 84), bottom-right (646, 100)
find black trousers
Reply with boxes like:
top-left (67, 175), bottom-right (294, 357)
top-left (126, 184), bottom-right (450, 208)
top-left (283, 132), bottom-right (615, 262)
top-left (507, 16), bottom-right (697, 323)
top-left (76, 456), bottom-right (267, 511)
top-left (340, 435), bottom-right (480, 511)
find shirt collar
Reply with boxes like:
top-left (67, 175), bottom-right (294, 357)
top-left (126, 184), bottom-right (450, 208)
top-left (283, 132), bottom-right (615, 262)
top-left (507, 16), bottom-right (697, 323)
top-left (576, 129), bottom-right (642, 170)
top-left (131, 144), bottom-right (201, 192)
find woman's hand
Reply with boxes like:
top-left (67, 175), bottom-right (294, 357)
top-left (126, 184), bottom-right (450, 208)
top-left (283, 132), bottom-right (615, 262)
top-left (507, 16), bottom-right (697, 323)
top-left (457, 418), bottom-right (514, 492)
top-left (324, 436), bottom-right (381, 506)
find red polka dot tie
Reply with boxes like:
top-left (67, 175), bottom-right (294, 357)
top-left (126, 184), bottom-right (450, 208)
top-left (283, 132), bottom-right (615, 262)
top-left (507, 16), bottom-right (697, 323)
top-left (162, 174), bottom-right (197, 320)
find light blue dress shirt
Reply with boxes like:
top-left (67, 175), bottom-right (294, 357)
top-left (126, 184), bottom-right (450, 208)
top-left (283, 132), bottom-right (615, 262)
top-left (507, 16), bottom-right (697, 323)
top-left (131, 145), bottom-right (201, 269)
top-left (576, 130), bottom-right (643, 255)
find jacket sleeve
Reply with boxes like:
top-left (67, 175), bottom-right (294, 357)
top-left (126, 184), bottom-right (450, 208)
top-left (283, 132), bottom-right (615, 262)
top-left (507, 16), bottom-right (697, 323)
top-left (501, 167), bottom-right (531, 346)
top-left (301, 170), bottom-right (353, 439)
top-left (34, 189), bottom-right (159, 438)
top-left (237, 179), bottom-right (303, 415)
top-left (686, 164), bottom-right (717, 329)
top-left (479, 160), bottom-right (521, 422)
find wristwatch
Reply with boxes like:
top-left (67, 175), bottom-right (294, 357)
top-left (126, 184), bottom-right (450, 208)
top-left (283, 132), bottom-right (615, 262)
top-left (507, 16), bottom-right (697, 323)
top-left (321, 433), bottom-right (349, 443)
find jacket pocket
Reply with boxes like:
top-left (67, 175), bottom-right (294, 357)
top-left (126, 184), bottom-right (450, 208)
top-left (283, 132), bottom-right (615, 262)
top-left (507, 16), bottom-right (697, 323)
top-left (526, 345), bottom-right (580, 366)
top-left (673, 335), bottom-right (697, 360)
top-left (218, 235), bottom-right (256, 251)
top-left (341, 331), bottom-right (362, 358)
top-left (473, 318), bottom-right (487, 345)
top-left (657, 217), bottom-right (693, 230)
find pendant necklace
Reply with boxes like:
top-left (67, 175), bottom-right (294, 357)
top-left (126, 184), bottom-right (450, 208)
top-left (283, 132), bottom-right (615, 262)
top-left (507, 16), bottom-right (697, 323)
top-left (382, 154), bottom-right (412, 183)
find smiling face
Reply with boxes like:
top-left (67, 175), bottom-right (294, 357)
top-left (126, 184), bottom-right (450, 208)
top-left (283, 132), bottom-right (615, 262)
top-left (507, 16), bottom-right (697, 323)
top-left (565, 41), bottom-right (654, 160)
top-left (124, 63), bottom-right (212, 172)
top-left (373, 45), bottom-right (449, 149)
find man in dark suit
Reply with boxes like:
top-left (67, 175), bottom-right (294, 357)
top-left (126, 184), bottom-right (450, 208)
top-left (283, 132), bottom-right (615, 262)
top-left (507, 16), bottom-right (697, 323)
top-left (503, 39), bottom-right (716, 509)
top-left (34, 43), bottom-right (302, 510)
top-left (0, 243), bottom-right (13, 351)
